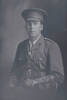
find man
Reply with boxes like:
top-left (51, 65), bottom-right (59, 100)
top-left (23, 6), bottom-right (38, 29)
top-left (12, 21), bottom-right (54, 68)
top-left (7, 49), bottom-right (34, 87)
top-left (9, 8), bottom-right (64, 99)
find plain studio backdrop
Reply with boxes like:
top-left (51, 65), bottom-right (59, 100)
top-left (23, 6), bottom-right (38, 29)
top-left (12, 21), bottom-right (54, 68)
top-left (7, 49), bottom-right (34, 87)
top-left (0, 0), bottom-right (67, 100)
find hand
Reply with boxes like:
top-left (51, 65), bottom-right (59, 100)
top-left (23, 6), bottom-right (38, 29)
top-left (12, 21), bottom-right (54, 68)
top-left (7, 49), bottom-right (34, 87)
top-left (25, 79), bottom-right (34, 87)
top-left (25, 78), bottom-right (39, 87)
top-left (35, 75), bottom-right (58, 89)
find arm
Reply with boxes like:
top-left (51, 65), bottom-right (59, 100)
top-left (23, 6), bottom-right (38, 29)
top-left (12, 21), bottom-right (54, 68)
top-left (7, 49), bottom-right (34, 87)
top-left (48, 42), bottom-right (64, 85)
top-left (30, 42), bottom-right (64, 88)
top-left (9, 42), bottom-right (27, 87)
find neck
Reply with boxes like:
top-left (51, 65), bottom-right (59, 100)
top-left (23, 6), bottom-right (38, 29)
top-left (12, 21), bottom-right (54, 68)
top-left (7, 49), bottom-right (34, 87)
top-left (29, 34), bottom-right (41, 44)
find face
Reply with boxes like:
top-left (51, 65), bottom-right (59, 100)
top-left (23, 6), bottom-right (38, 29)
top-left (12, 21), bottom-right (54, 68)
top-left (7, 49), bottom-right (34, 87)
top-left (25, 19), bottom-right (43, 40)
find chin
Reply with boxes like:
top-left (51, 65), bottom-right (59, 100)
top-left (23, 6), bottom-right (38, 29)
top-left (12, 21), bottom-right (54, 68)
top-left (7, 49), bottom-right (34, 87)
top-left (29, 34), bottom-right (36, 37)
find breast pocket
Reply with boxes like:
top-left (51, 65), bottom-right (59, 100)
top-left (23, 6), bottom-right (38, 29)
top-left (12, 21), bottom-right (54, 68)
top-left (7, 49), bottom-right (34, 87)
top-left (31, 47), bottom-right (47, 72)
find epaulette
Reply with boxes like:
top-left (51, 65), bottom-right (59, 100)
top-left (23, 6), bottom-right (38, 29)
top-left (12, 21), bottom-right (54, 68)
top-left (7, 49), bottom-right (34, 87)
top-left (44, 37), bottom-right (57, 45)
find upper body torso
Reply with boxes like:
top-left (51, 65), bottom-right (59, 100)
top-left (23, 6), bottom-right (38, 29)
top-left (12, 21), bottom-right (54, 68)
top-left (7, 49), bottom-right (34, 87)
top-left (10, 35), bottom-right (64, 87)
top-left (9, 35), bottom-right (65, 100)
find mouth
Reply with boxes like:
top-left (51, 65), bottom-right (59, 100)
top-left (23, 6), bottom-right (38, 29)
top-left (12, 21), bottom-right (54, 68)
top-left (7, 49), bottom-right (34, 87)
top-left (29, 31), bottom-right (36, 33)
top-left (29, 32), bottom-right (36, 37)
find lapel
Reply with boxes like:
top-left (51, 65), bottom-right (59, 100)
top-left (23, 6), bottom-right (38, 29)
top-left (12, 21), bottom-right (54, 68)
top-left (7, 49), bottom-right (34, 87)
top-left (30, 35), bottom-right (45, 56)
top-left (26, 35), bottom-right (48, 57)
top-left (25, 35), bottom-right (49, 73)
top-left (33, 35), bottom-right (44, 49)
top-left (26, 35), bottom-right (47, 61)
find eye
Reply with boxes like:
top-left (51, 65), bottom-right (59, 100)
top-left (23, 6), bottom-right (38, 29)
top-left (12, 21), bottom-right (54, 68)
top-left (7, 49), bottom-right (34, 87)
top-left (26, 21), bottom-right (31, 26)
top-left (33, 21), bottom-right (38, 25)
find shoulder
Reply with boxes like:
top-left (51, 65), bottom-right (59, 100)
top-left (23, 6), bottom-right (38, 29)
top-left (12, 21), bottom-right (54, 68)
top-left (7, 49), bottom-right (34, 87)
top-left (44, 37), bottom-right (60, 50)
top-left (44, 38), bottom-right (62, 57)
top-left (44, 37), bottom-right (58, 45)
top-left (17, 39), bottom-right (29, 49)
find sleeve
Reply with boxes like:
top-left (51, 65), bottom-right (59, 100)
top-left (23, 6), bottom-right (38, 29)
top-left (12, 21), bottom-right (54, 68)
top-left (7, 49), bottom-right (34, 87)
top-left (11, 42), bottom-right (27, 73)
top-left (48, 42), bottom-right (64, 86)
top-left (9, 42), bottom-right (26, 87)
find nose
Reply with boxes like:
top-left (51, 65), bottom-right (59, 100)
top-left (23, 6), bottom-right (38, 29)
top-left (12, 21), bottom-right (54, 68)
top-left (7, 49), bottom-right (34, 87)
top-left (28, 23), bottom-right (35, 32)
top-left (30, 23), bottom-right (34, 28)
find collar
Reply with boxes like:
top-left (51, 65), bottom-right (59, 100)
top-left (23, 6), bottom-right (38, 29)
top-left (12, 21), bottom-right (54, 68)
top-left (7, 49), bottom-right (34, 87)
top-left (29, 34), bottom-right (41, 46)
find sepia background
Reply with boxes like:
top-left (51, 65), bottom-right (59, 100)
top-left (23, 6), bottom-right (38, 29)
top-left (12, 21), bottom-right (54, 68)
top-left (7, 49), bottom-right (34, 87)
top-left (0, 0), bottom-right (67, 100)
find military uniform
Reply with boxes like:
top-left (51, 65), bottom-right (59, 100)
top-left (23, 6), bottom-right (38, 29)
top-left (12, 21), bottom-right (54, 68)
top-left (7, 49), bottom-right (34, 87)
top-left (10, 35), bottom-right (64, 87)
top-left (9, 8), bottom-right (64, 100)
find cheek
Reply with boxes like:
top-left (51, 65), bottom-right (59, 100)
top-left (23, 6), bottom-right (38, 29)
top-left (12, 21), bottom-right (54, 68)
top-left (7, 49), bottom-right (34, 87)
top-left (36, 24), bottom-right (43, 29)
top-left (25, 25), bottom-right (29, 32)
top-left (35, 26), bottom-right (43, 32)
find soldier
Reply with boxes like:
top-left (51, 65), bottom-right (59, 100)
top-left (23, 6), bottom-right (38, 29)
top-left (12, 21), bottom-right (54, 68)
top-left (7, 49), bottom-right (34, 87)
top-left (9, 8), bottom-right (64, 100)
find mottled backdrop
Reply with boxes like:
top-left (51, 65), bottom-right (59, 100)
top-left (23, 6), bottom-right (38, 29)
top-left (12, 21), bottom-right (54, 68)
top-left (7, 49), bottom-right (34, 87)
top-left (0, 0), bottom-right (67, 100)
